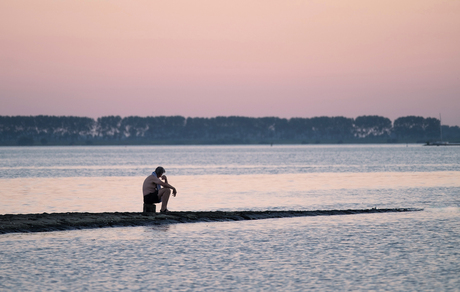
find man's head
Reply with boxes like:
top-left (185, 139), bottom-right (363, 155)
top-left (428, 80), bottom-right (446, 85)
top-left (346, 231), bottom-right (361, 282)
top-left (155, 166), bottom-right (165, 177)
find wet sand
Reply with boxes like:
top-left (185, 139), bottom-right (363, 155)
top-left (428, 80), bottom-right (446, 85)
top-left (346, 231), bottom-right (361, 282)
top-left (0, 208), bottom-right (421, 234)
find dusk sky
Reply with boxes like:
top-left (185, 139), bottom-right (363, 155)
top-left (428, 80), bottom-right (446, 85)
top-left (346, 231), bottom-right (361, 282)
top-left (1, 0), bottom-right (459, 125)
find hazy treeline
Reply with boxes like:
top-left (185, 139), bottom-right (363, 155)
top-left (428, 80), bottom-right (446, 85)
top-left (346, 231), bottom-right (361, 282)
top-left (1, 115), bottom-right (459, 145)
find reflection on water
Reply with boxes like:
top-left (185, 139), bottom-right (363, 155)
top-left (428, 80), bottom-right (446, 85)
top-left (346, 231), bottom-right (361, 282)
top-left (1, 172), bottom-right (459, 214)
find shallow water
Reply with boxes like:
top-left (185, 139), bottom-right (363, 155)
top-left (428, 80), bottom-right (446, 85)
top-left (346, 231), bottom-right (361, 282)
top-left (1, 210), bottom-right (459, 291)
top-left (1, 172), bottom-right (459, 214)
top-left (0, 145), bottom-right (459, 290)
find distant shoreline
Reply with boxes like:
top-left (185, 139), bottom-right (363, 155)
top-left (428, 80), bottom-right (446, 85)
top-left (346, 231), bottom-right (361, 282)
top-left (2, 115), bottom-right (459, 146)
top-left (0, 208), bottom-right (421, 234)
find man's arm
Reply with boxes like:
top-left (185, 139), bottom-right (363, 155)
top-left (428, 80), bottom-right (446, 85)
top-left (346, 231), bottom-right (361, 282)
top-left (151, 176), bottom-right (177, 195)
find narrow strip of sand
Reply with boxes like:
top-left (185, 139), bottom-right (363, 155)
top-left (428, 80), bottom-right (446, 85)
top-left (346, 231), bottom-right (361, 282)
top-left (0, 208), bottom-right (421, 234)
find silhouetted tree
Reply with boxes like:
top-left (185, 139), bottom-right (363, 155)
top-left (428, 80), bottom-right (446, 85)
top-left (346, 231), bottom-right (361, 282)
top-left (309, 116), bottom-right (354, 140)
top-left (394, 116), bottom-right (440, 140)
top-left (354, 115), bottom-right (392, 138)
top-left (442, 125), bottom-right (460, 141)
top-left (97, 116), bottom-right (122, 140)
top-left (17, 136), bottom-right (34, 146)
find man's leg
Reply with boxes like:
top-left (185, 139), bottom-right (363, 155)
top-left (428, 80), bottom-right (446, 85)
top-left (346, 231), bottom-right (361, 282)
top-left (158, 188), bottom-right (171, 211)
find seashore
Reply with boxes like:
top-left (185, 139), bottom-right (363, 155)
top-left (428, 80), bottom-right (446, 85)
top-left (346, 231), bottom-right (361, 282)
top-left (0, 208), bottom-right (421, 234)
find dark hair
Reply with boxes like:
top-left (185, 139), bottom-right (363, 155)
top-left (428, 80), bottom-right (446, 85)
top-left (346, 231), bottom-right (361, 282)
top-left (155, 166), bottom-right (165, 177)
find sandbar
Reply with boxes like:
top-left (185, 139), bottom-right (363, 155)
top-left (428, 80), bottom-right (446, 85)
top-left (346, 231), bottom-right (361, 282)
top-left (0, 208), bottom-right (421, 234)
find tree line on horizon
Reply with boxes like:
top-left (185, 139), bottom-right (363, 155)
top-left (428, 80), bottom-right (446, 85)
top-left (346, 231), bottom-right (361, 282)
top-left (1, 115), bottom-right (459, 145)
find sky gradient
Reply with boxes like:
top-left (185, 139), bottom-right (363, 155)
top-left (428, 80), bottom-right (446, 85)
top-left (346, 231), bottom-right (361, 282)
top-left (1, 0), bottom-right (459, 125)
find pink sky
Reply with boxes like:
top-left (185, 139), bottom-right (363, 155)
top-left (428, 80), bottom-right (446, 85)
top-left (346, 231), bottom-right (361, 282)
top-left (1, 0), bottom-right (459, 125)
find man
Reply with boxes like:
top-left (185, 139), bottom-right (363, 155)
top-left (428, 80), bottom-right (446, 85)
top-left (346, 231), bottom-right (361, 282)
top-left (142, 166), bottom-right (177, 213)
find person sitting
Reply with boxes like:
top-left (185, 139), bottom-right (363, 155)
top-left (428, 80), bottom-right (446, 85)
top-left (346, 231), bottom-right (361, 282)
top-left (142, 166), bottom-right (177, 213)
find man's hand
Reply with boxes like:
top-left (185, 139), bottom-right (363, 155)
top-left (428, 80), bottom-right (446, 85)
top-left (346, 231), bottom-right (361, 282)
top-left (161, 175), bottom-right (168, 183)
top-left (172, 188), bottom-right (177, 197)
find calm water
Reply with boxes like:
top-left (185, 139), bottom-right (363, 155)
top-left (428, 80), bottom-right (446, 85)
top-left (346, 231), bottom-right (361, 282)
top-left (1, 145), bottom-right (459, 291)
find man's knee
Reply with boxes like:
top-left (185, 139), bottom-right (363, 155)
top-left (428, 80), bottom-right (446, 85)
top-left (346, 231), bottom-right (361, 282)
top-left (159, 188), bottom-right (171, 196)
